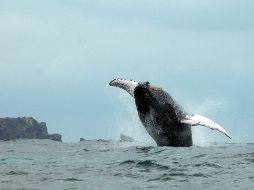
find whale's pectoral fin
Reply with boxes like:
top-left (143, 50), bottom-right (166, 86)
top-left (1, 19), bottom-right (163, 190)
top-left (181, 115), bottom-right (231, 139)
top-left (109, 78), bottom-right (138, 97)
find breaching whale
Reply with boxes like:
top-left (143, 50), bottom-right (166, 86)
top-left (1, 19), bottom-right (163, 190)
top-left (109, 78), bottom-right (231, 147)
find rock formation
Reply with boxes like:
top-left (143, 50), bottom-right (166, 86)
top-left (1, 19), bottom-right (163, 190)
top-left (80, 138), bottom-right (85, 142)
top-left (0, 117), bottom-right (62, 142)
top-left (120, 133), bottom-right (135, 142)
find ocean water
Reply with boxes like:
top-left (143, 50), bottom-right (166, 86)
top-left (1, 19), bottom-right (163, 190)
top-left (0, 140), bottom-right (253, 190)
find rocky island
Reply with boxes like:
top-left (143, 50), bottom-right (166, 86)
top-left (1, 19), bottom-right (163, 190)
top-left (120, 134), bottom-right (135, 142)
top-left (0, 117), bottom-right (62, 142)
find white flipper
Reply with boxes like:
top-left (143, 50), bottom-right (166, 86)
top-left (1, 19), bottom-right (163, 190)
top-left (181, 115), bottom-right (231, 139)
top-left (109, 78), bottom-right (138, 97)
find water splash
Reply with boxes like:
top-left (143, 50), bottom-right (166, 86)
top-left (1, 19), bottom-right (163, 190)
top-left (184, 98), bottom-right (228, 146)
top-left (115, 91), bottom-right (154, 144)
top-left (105, 84), bottom-right (154, 144)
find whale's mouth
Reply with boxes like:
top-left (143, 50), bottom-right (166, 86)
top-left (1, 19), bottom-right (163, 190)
top-left (109, 78), bottom-right (138, 97)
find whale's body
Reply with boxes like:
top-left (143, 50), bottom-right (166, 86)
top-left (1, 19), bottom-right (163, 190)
top-left (134, 83), bottom-right (192, 146)
top-left (109, 79), bottom-right (231, 147)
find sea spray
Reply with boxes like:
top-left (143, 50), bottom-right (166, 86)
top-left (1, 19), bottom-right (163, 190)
top-left (184, 98), bottom-right (228, 146)
top-left (105, 83), bottom-right (154, 144)
top-left (116, 91), bottom-right (154, 144)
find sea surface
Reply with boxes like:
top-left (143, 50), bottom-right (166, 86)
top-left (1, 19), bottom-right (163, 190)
top-left (0, 139), bottom-right (254, 190)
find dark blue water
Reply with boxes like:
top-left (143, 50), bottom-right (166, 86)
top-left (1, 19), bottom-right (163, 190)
top-left (0, 140), bottom-right (253, 190)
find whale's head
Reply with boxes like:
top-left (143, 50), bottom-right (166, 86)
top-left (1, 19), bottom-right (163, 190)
top-left (109, 78), bottom-right (181, 115)
top-left (109, 78), bottom-right (164, 113)
top-left (109, 78), bottom-right (139, 97)
top-left (109, 78), bottom-right (153, 95)
top-left (109, 78), bottom-right (163, 98)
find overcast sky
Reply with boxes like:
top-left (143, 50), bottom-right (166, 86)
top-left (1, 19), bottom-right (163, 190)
top-left (0, 0), bottom-right (253, 143)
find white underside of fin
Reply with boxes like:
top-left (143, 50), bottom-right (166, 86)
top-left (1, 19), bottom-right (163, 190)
top-left (181, 115), bottom-right (231, 139)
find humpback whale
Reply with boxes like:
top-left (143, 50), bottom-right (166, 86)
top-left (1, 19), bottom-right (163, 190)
top-left (109, 78), bottom-right (231, 147)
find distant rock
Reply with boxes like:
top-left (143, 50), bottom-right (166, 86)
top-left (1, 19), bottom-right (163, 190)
top-left (96, 139), bottom-right (111, 142)
top-left (80, 138), bottom-right (85, 142)
top-left (120, 133), bottom-right (135, 142)
top-left (47, 134), bottom-right (62, 142)
top-left (0, 117), bottom-right (62, 142)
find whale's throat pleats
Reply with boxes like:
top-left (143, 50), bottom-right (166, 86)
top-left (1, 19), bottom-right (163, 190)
top-left (134, 86), bottom-right (150, 114)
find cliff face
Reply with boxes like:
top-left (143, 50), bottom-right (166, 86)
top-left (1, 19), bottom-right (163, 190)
top-left (0, 117), bottom-right (62, 142)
